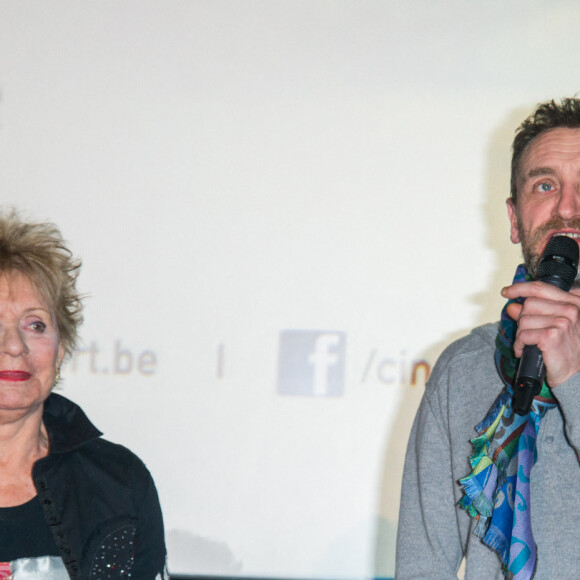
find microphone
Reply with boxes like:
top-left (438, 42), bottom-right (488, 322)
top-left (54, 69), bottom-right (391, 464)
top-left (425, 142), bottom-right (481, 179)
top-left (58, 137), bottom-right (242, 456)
top-left (512, 235), bottom-right (579, 415)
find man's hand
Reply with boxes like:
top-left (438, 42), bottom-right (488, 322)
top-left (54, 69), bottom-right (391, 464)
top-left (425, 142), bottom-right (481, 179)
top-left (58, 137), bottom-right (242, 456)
top-left (502, 281), bottom-right (580, 388)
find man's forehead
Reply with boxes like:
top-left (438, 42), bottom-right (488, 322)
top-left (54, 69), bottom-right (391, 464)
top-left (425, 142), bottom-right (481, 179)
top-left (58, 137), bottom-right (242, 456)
top-left (520, 127), bottom-right (580, 173)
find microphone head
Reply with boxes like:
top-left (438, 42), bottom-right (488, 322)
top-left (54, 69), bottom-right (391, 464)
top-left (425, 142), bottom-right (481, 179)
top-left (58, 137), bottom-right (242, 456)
top-left (537, 235), bottom-right (579, 287)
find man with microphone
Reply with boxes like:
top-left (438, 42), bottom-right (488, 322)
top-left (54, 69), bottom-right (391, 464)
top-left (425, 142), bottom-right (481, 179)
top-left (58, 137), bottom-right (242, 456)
top-left (396, 98), bottom-right (580, 579)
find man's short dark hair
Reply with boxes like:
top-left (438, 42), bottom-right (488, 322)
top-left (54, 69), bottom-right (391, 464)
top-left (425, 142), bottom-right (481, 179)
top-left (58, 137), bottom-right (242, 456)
top-left (511, 98), bottom-right (580, 202)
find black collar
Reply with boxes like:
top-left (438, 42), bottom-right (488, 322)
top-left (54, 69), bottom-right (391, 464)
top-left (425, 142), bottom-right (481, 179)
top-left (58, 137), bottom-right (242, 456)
top-left (43, 393), bottom-right (102, 454)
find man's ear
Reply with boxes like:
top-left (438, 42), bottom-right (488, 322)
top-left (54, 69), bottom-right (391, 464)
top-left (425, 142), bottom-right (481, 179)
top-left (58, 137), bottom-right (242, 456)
top-left (506, 198), bottom-right (520, 244)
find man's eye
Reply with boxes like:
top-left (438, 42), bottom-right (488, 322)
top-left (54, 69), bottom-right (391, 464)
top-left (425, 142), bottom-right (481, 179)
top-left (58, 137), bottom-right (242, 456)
top-left (538, 182), bottom-right (554, 192)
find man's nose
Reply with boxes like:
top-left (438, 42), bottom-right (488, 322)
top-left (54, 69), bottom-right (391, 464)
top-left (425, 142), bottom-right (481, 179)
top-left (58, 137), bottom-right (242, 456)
top-left (556, 182), bottom-right (580, 220)
top-left (0, 327), bottom-right (29, 357)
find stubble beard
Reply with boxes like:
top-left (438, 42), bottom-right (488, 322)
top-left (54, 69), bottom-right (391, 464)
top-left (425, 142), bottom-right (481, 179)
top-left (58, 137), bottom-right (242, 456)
top-left (517, 214), bottom-right (580, 285)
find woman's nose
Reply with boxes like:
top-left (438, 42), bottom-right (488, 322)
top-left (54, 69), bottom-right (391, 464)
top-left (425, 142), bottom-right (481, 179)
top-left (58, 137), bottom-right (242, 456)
top-left (0, 327), bottom-right (29, 357)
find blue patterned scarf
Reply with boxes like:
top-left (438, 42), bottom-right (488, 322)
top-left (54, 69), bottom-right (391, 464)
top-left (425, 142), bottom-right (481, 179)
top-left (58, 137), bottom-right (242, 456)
top-left (458, 264), bottom-right (558, 579)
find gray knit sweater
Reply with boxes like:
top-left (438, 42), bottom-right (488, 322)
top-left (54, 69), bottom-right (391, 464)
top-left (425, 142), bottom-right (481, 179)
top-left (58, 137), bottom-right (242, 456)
top-left (395, 323), bottom-right (580, 579)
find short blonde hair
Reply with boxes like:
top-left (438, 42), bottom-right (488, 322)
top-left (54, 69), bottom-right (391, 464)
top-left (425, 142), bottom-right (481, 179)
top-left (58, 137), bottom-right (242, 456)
top-left (0, 210), bottom-right (82, 358)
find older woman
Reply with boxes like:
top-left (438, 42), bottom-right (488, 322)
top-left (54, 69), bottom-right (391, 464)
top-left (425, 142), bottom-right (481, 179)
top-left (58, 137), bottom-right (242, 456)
top-left (0, 211), bottom-right (167, 579)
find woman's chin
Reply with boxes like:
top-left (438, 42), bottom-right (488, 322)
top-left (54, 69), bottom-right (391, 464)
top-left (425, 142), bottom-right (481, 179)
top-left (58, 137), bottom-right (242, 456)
top-left (0, 389), bottom-right (44, 416)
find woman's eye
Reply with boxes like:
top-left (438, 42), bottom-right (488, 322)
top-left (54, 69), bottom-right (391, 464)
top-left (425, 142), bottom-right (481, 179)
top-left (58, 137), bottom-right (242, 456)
top-left (28, 321), bottom-right (47, 332)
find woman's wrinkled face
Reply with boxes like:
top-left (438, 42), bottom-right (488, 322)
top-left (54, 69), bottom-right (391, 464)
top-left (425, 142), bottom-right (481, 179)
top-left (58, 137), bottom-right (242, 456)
top-left (0, 272), bottom-right (64, 417)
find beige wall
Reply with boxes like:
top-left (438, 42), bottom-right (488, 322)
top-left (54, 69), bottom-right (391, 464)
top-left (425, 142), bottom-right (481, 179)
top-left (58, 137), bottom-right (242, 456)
top-left (0, 1), bottom-right (576, 577)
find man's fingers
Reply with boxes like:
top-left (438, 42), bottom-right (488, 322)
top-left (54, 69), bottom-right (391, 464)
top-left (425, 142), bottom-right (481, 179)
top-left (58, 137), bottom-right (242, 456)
top-left (506, 302), bottom-right (522, 321)
top-left (502, 280), bottom-right (574, 300)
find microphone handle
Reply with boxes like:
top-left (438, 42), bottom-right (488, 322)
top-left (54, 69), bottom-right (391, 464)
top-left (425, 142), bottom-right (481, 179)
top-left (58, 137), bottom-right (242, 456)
top-left (512, 345), bottom-right (545, 415)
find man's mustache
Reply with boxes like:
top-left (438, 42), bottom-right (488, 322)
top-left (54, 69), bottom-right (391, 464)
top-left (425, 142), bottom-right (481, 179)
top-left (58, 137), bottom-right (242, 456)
top-left (523, 216), bottom-right (580, 249)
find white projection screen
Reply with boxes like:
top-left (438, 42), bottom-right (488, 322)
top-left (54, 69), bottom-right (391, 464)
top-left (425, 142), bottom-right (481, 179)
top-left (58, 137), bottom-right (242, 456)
top-left (1, 2), bottom-right (580, 578)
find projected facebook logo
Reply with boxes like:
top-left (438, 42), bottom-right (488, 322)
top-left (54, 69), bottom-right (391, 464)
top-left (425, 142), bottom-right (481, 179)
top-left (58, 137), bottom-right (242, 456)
top-left (277, 330), bottom-right (346, 397)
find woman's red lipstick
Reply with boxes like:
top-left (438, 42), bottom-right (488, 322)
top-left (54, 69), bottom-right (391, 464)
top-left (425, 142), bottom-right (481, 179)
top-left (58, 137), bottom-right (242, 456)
top-left (0, 371), bottom-right (31, 381)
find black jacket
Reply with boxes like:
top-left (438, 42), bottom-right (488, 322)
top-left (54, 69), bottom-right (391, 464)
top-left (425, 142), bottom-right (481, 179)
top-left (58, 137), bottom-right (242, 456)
top-left (32, 393), bottom-right (167, 579)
